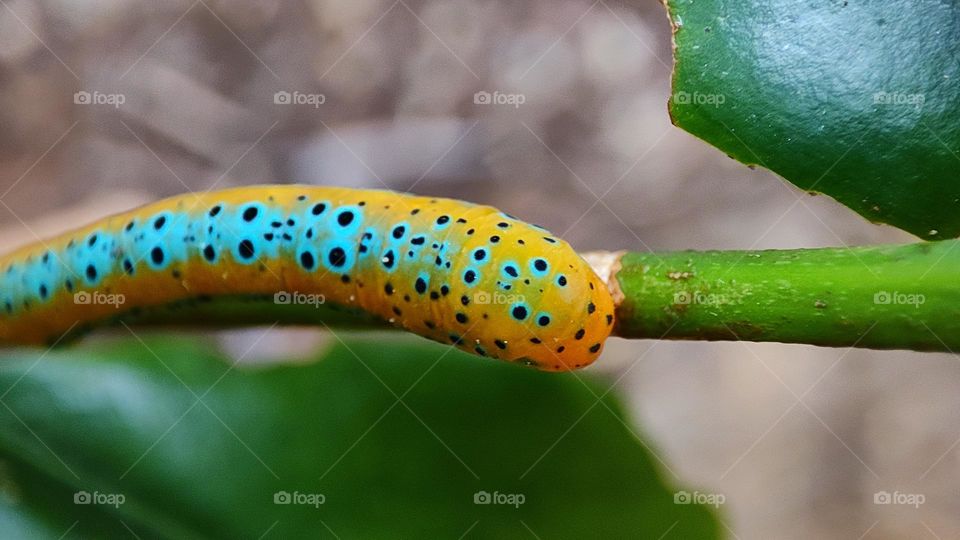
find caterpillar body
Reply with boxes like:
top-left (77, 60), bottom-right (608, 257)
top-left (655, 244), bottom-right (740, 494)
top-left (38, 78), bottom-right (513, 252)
top-left (0, 186), bottom-right (615, 371)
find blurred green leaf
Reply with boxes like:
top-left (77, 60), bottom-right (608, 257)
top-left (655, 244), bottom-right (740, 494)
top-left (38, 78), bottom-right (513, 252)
top-left (0, 335), bottom-right (719, 539)
top-left (666, 0), bottom-right (960, 239)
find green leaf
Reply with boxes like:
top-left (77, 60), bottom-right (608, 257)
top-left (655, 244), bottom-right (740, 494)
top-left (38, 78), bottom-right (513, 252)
top-left (0, 335), bottom-right (720, 538)
top-left (666, 0), bottom-right (960, 239)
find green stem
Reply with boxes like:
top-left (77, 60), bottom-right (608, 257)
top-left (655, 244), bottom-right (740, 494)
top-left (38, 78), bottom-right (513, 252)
top-left (611, 241), bottom-right (960, 352)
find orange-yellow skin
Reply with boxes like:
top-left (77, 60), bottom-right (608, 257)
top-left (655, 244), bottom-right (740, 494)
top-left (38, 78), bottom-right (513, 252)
top-left (0, 186), bottom-right (614, 370)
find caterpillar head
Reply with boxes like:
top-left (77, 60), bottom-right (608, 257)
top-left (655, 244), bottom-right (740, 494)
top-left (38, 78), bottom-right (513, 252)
top-left (507, 247), bottom-right (616, 372)
top-left (451, 210), bottom-right (616, 371)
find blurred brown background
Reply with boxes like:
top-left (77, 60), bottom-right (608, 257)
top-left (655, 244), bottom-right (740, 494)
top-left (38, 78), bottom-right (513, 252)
top-left (0, 1), bottom-right (954, 538)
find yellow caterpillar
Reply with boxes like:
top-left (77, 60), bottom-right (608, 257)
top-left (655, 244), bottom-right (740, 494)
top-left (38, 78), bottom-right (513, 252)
top-left (0, 186), bottom-right (614, 371)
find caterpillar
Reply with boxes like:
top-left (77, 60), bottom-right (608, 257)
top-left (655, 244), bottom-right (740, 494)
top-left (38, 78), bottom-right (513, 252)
top-left (0, 186), bottom-right (615, 371)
